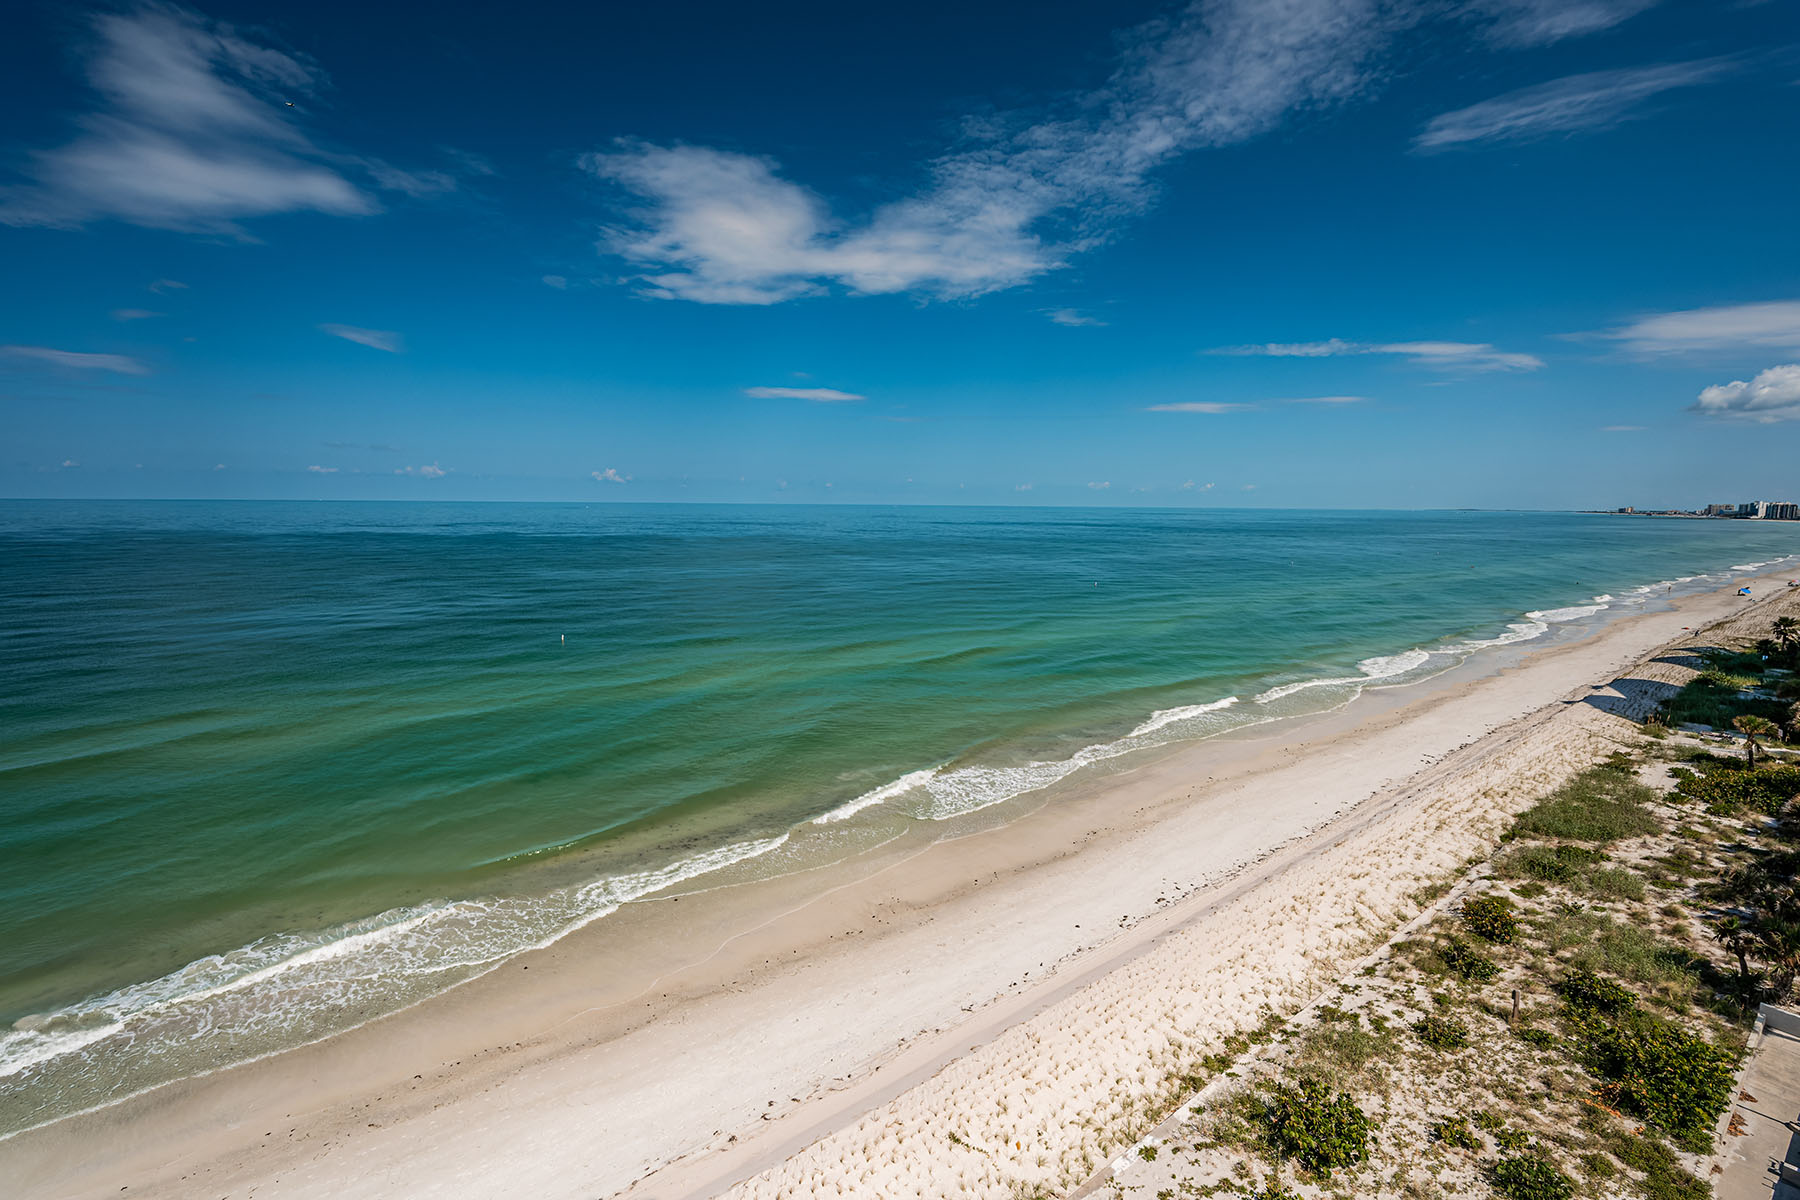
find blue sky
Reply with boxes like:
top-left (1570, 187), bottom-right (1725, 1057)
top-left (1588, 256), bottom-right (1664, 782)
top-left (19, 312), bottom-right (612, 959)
top-left (2, 0), bottom-right (1797, 508)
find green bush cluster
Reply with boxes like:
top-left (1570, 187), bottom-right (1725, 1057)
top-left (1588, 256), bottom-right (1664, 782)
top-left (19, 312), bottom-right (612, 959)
top-left (1674, 764), bottom-right (1800, 815)
top-left (1438, 934), bottom-right (1499, 981)
top-left (1460, 894), bottom-right (1519, 943)
top-left (1575, 1009), bottom-right (1737, 1152)
top-left (1257, 1077), bottom-right (1372, 1176)
top-left (1557, 968), bottom-right (1635, 1015)
top-left (1606, 1132), bottom-right (1711, 1200)
top-left (1491, 1153), bottom-right (1574, 1200)
top-left (1430, 1115), bottom-right (1480, 1150)
top-left (1414, 1013), bottom-right (1469, 1051)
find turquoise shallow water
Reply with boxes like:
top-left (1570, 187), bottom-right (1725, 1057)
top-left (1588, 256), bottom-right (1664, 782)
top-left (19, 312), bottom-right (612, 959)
top-left (3, 501), bottom-right (1798, 1132)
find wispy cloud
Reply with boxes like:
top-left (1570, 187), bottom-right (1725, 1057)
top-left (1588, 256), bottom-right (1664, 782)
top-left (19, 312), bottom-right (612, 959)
top-left (1604, 300), bottom-right (1800, 356)
top-left (1087, 481), bottom-right (1111, 490)
top-left (1146, 401), bottom-right (1254, 413)
top-left (306, 464), bottom-right (338, 473)
top-left (585, 0), bottom-right (1467, 304)
top-left (148, 278), bottom-right (187, 293)
top-left (1602, 424), bottom-right (1646, 432)
top-left (111, 308), bottom-right (162, 321)
top-left (1284, 394), bottom-right (1366, 404)
top-left (1048, 308), bottom-right (1107, 327)
top-left (1691, 364), bottom-right (1800, 423)
top-left (396, 462), bottom-right (446, 477)
top-left (1180, 480), bottom-right (1216, 491)
top-left (591, 467), bottom-right (629, 483)
top-left (1, 344), bottom-right (151, 374)
top-left (61, 458), bottom-right (80, 468)
top-left (1213, 338), bottom-right (1541, 371)
top-left (1466, 0), bottom-right (1661, 47)
top-left (320, 323), bottom-right (402, 352)
top-left (0, 5), bottom-right (450, 236)
top-left (542, 274), bottom-right (567, 289)
top-left (744, 386), bottom-right (865, 402)
top-left (1015, 482), bottom-right (1034, 491)
top-left (1415, 58), bottom-right (1733, 151)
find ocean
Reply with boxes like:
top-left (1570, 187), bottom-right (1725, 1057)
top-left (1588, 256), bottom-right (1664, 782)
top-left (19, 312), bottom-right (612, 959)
top-left (3, 500), bottom-right (1797, 1135)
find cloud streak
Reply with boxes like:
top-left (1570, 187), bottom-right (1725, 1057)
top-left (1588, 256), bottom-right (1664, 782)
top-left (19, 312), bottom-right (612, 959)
top-left (1146, 401), bottom-right (1253, 413)
top-left (320, 323), bottom-right (402, 352)
top-left (585, 0), bottom-right (1477, 304)
top-left (1213, 337), bottom-right (1541, 371)
top-left (744, 386), bottom-right (865, 402)
top-left (1415, 58), bottom-right (1732, 151)
top-left (1604, 300), bottom-right (1800, 356)
top-left (1, 345), bottom-right (151, 374)
top-left (1466, 0), bottom-right (1660, 47)
top-left (0, 5), bottom-right (452, 235)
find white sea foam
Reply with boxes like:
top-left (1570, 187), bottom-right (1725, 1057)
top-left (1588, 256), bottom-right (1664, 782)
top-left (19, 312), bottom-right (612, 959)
top-left (1525, 604), bottom-right (1607, 623)
top-left (1253, 648), bottom-right (1433, 704)
top-left (1130, 695), bottom-right (1240, 738)
top-left (0, 833), bottom-right (790, 1084)
top-left (812, 768), bottom-right (939, 824)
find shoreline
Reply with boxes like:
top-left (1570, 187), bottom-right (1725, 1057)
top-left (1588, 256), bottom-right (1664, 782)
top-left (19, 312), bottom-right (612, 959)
top-left (7, 567), bottom-right (1800, 1199)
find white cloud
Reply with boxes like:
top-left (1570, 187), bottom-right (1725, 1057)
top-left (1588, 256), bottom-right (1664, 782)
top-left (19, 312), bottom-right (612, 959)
top-left (213, 462), bottom-right (225, 470)
top-left (1015, 482), bottom-right (1034, 491)
top-left (320, 323), bottom-right (401, 352)
top-left (1285, 394), bottom-right (1366, 404)
top-left (1415, 59), bottom-right (1731, 151)
top-left (1214, 338), bottom-right (1541, 371)
top-left (0, 6), bottom-right (448, 235)
top-left (1180, 480), bottom-right (1217, 491)
top-left (112, 308), bottom-right (162, 320)
top-left (542, 274), bottom-right (567, 289)
top-left (1, 344), bottom-right (151, 374)
top-left (1602, 424), bottom-right (1646, 432)
top-left (1048, 308), bottom-right (1107, 327)
top-left (306, 464), bottom-right (338, 473)
top-left (149, 278), bottom-right (188, 293)
top-left (1087, 481), bottom-right (1111, 490)
top-left (396, 462), bottom-right (446, 477)
top-left (1466, 0), bottom-right (1660, 47)
top-left (61, 458), bottom-right (80, 468)
top-left (1605, 300), bottom-right (1800, 356)
top-left (744, 386), bottom-right (865, 402)
top-left (1147, 401), bottom-right (1253, 413)
top-left (585, 1), bottom-right (1455, 304)
top-left (591, 467), bottom-right (629, 483)
top-left (1691, 364), bottom-right (1800, 423)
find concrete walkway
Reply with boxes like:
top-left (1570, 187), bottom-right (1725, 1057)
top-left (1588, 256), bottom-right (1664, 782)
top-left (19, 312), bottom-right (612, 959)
top-left (1718, 1010), bottom-right (1800, 1199)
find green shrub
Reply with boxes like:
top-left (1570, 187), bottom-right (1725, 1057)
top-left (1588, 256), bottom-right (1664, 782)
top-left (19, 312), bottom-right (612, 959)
top-left (1510, 768), bottom-right (1660, 843)
top-left (1431, 1115), bottom-right (1480, 1150)
top-left (1557, 968), bottom-right (1636, 1015)
top-left (1415, 1013), bottom-right (1469, 1051)
top-left (1576, 1010), bottom-right (1737, 1152)
top-left (1492, 1153), bottom-right (1574, 1200)
top-left (1474, 1109), bottom-right (1505, 1132)
top-left (1439, 934), bottom-right (1499, 982)
top-left (1606, 1133), bottom-right (1710, 1200)
top-left (1258, 1077), bottom-right (1372, 1176)
top-left (1515, 1026), bottom-right (1558, 1048)
top-left (1461, 894), bottom-right (1520, 943)
top-left (1676, 764), bottom-right (1800, 815)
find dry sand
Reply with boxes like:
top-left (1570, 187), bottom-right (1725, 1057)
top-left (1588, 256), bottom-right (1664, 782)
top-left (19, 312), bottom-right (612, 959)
top-left (6, 572), bottom-right (1797, 1200)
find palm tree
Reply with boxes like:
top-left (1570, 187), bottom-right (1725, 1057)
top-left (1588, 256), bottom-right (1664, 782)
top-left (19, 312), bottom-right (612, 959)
top-left (1736, 715), bottom-right (1779, 767)
top-left (1713, 914), bottom-right (1757, 1002)
top-left (1774, 616), bottom-right (1800, 657)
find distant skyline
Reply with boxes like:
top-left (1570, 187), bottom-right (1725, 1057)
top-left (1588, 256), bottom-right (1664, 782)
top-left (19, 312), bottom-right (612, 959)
top-left (2, 0), bottom-right (1797, 509)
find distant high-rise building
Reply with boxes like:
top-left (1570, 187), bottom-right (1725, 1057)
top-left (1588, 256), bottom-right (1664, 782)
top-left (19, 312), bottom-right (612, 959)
top-left (1766, 501), bottom-right (1800, 521)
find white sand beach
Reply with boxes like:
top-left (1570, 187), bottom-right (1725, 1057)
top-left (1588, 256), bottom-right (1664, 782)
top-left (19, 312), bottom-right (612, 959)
top-left (7, 572), bottom-right (1797, 1200)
